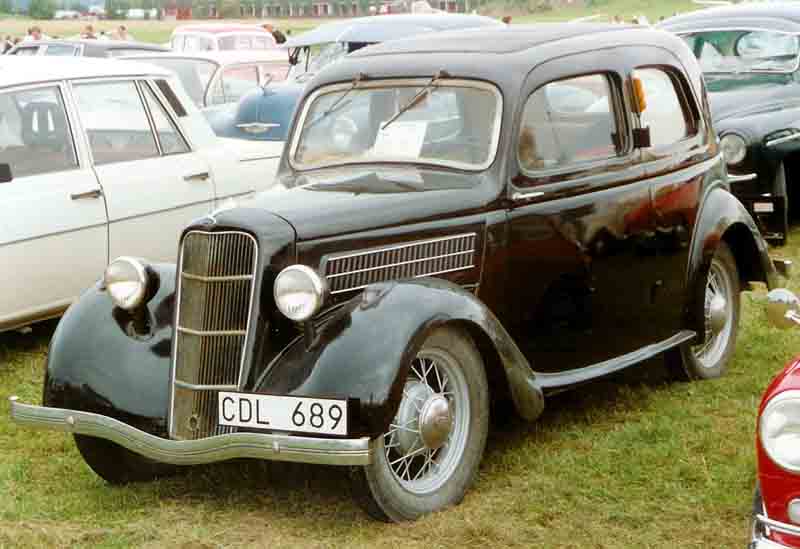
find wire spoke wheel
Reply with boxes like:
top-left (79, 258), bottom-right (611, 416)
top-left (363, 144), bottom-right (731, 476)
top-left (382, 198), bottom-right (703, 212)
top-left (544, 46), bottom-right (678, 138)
top-left (691, 255), bottom-right (735, 369)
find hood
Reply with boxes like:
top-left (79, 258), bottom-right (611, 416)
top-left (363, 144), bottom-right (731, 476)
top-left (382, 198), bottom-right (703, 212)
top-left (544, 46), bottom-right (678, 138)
top-left (706, 74), bottom-right (797, 122)
top-left (243, 166), bottom-right (498, 242)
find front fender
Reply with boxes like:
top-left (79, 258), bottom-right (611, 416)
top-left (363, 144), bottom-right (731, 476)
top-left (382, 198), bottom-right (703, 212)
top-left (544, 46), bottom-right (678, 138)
top-left (43, 263), bottom-right (177, 437)
top-left (256, 278), bottom-right (544, 438)
top-left (687, 185), bottom-right (777, 337)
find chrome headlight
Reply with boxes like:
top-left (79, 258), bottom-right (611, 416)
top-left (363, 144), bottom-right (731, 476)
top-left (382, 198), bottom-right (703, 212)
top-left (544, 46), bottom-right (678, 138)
top-left (720, 133), bottom-right (747, 166)
top-left (760, 390), bottom-right (800, 472)
top-left (274, 265), bottom-right (327, 322)
top-left (104, 257), bottom-right (150, 310)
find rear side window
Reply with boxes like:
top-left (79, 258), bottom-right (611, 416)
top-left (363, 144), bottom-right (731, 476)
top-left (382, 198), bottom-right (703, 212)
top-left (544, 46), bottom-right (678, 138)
top-left (73, 80), bottom-right (159, 165)
top-left (0, 86), bottom-right (77, 178)
top-left (633, 68), bottom-right (694, 147)
top-left (142, 83), bottom-right (189, 155)
top-left (518, 74), bottom-right (620, 174)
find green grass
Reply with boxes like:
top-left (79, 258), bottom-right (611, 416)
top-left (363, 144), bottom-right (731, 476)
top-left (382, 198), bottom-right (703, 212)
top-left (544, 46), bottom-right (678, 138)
top-left (2, 232), bottom-right (800, 548)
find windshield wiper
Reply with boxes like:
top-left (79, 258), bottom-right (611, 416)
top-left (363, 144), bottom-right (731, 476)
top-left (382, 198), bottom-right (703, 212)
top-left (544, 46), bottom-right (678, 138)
top-left (304, 72), bottom-right (366, 130)
top-left (381, 70), bottom-right (450, 132)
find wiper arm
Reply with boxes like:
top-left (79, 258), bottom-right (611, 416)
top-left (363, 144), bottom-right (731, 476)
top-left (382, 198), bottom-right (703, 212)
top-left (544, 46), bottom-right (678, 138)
top-left (304, 72), bottom-right (366, 130)
top-left (381, 70), bottom-right (449, 131)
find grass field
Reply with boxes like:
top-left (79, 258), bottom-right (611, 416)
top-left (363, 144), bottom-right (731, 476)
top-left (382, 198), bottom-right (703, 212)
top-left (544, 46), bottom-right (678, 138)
top-left (1, 231), bottom-right (800, 548)
top-left (0, 0), bottom-right (709, 44)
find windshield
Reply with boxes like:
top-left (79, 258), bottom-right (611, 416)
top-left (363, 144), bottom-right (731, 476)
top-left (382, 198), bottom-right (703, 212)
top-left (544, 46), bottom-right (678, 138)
top-left (682, 29), bottom-right (800, 73)
top-left (288, 42), bottom-right (349, 79)
top-left (137, 58), bottom-right (217, 107)
top-left (292, 79), bottom-right (501, 171)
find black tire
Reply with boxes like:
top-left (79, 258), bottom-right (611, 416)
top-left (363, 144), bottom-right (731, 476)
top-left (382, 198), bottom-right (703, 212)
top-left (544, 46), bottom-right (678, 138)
top-left (74, 434), bottom-right (179, 484)
top-left (774, 161), bottom-right (789, 245)
top-left (667, 242), bottom-right (740, 381)
top-left (351, 326), bottom-right (489, 522)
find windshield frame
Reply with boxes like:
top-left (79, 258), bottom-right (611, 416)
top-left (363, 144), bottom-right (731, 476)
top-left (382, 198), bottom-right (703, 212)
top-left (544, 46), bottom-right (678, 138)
top-left (678, 27), bottom-right (800, 74)
top-left (289, 77), bottom-right (504, 173)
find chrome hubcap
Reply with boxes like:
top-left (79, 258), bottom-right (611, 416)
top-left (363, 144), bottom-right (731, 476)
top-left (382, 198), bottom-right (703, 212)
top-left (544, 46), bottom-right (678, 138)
top-left (692, 259), bottom-right (734, 368)
top-left (383, 350), bottom-right (469, 495)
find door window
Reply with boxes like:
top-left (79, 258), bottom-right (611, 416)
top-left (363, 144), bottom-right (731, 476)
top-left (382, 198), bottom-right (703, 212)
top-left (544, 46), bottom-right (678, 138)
top-left (210, 66), bottom-right (260, 105)
top-left (518, 74), bottom-right (620, 174)
top-left (632, 68), bottom-right (693, 147)
top-left (0, 86), bottom-right (77, 178)
top-left (43, 44), bottom-right (78, 56)
top-left (73, 81), bottom-right (159, 165)
top-left (142, 84), bottom-right (189, 155)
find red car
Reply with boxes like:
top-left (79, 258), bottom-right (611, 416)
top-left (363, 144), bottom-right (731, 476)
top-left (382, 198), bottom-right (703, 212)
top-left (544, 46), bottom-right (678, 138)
top-left (753, 288), bottom-right (800, 548)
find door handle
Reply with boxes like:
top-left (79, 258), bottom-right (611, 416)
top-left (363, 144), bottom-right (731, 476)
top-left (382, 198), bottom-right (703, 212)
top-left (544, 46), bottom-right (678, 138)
top-left (184, 172), bottom-right (210, 182)
top-left (70, 188), bottom-right (102, 200)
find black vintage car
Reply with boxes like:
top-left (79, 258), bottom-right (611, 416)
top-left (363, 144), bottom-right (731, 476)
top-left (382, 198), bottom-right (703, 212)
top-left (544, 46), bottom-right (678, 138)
top-left (10, 24), bottom-right (781, 521)
top-left (661, 4), bottom-right (800, 245)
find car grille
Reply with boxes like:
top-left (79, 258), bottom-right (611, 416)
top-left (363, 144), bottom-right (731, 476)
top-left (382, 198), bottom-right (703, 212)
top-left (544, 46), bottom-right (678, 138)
top-left (323, 233), bottom-right (477, 295)
top-left (170, 230), bottom-right (258, 440)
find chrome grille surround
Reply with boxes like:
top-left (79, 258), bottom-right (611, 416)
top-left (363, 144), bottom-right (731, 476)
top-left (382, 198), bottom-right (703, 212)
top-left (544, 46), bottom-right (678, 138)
top-left (169, 230), bottom-right (258, 441)
top-left (323, 233), bottom-right (477, 295)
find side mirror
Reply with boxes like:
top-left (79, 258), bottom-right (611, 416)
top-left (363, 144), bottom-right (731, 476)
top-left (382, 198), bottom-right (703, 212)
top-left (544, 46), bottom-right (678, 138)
top-left (767, 288), bottom-right (800, 329)
top-left (0, 163), bottom-right (11, 183)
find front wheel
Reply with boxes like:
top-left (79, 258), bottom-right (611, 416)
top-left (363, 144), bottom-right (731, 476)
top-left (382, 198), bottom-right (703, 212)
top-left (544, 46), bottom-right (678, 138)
top-left (74, 434), bottom-right (179, 484)
top-left (667, 242), bottom-right (740, 380)
top-left (351, 326), bottom-right (489, 522)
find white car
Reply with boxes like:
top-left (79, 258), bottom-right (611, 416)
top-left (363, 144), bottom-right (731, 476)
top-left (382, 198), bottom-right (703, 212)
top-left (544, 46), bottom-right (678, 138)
top-left (170, 24), bottom-right (277, 52)
top-left (0, 57), bottom-right (283, 331)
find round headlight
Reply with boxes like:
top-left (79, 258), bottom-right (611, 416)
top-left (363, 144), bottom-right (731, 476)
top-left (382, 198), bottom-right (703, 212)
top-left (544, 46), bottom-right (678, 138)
top-left (720, 133), bottom-right (747, 166)
top-left (274, 265), bottom-right (327, 322)
top-left (760, 390), bottom-right (800, 472)
top-left (104, 257), bottom-right (149, 310)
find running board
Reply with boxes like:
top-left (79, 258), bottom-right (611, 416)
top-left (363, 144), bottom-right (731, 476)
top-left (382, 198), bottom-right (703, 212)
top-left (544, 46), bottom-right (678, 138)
top-left (534, 330), bottom-right (696, 393)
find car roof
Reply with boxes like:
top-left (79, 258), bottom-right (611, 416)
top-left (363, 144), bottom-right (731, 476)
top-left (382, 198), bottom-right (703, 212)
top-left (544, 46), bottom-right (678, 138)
top-left (0, 56), bottom-right (173, 88)
top-left (284, 13), bottom-right (502, 48)
top-left (660, 3), bottom-right (800, 33)
top-left (13, 38), bottom-right (168, 50)
top-left (119, 49), bottom-right (289, 65)
top-left (173, 23), bottom-right (269, 35)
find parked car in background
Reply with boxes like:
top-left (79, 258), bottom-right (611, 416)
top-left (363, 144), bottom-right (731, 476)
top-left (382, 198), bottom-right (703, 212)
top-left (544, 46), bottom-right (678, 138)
top-left (285, 13), bottom-right (502, 78)
top-left (0, 57), bottom-right (283, 331)
top-left (205, 79), bottom-right (304, 141)
top-left (120, 51), bottom-right (290, 110)
top-left (6, 39), bottom-right (168, 58)
top-left (751, 288), bottom-right (800, 549)
top-left (661, 4), bottom-right (800, 245)
top-left (10, 24), bottom-right (779, 521)
top-left (170, 24), bottom-right (277, 52)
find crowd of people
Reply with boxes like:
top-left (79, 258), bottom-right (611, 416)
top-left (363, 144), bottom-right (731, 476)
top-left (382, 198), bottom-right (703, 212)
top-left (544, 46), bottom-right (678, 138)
top-left (1, 23), bottom-right (135, 53)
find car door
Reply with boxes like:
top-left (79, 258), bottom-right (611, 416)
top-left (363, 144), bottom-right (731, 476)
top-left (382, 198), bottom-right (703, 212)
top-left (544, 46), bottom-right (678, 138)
top-left (0, 83), bottom-right (107, 328)
top-left (630, 54), bottom-right (712, 339)
top-left (505, 50), bottom-right (671, 375)
top-left (71, 78), bottom-right (214, 263)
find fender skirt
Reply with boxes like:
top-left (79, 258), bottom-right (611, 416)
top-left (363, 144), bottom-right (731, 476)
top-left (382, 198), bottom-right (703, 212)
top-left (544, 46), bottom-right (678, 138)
top-left (256, 278), bottom-right (545, 438)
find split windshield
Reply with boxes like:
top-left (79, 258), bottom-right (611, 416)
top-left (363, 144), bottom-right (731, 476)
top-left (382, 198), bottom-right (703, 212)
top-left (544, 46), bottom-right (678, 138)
top-left (681, 29), bottom-right (800, 73)
top-left (292, 79), bottom-right (501, 171)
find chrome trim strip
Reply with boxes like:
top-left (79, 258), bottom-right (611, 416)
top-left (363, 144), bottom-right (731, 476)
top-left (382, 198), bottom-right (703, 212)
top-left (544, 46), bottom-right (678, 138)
top-left (767, 133), bottom-right (800, 148)
top-left (173, 380), bottom-right (238, 391)
top-left (0, 221), bottom-right (107, 249)
top-left (511, 190), bottom-right (545, 201)
top-left (9, 397), bottom-right (371, 466)
top-left (181, 272), bottom-right (253, 282)
top-left (327, 232), bottom-right (476, 262)
top-left (326, 250), bottom-right (474, 279)
top-left (729, 173), bottom-right (757, 183)
top-left (757, 514), bottom-right (800, 537)
top-left (176, 326), bottom-right (247, 337)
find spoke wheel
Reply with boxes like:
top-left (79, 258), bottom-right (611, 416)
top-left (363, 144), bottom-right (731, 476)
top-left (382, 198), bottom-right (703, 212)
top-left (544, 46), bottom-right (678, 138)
top-left (668, 242), bottom-right (740, 381)
top-left (351, 326), bottom-right (489, 522)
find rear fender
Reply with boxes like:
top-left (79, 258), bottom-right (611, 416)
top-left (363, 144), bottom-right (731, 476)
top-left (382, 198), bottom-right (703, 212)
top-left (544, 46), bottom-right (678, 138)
top-left (255, 278), bottom-right (544, 438)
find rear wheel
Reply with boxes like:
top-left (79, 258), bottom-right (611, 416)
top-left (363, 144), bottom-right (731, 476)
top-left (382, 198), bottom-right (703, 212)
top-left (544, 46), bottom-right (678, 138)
top-left (74, 435), bottom-right (178, 484)
top-left (667, 242), bottom-right (740, 380)
top-left (351, 326), bottom-right (489, 522)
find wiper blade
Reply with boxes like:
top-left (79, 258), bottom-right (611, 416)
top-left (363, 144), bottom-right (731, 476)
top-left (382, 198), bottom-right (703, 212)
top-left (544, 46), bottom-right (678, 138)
top-left (381, 70), bottom-right (449, 132)
top-left (304, 72), bottom-right (366, 130)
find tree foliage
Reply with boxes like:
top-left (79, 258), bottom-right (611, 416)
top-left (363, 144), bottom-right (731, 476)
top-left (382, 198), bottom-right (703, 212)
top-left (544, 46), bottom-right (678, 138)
top-left (28, 0), bottom-right (55, 19)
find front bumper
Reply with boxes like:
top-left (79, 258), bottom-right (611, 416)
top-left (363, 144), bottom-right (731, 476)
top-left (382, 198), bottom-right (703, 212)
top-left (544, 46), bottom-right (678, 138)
top-left (9, 396), bottom-right (372, 466)
top-left (729, 172), bottom-right (787, 244)
top-left (751, 513), bottom-right (800, 549)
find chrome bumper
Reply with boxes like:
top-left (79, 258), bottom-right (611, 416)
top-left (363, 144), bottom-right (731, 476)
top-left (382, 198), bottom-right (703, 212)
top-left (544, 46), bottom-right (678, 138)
top-left (9, 397), bottom-right (372, 466)
top-left (751, 513), bottom-right (800, 549)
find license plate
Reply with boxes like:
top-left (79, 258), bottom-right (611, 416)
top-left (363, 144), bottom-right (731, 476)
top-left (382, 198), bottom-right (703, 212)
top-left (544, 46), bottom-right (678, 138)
top-left (218, 392), bottom-right (348, 436)
top-left (754, 202), bottom-right (775, 213)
